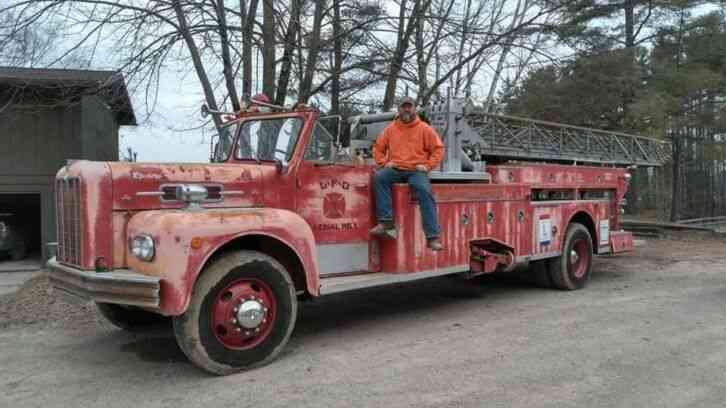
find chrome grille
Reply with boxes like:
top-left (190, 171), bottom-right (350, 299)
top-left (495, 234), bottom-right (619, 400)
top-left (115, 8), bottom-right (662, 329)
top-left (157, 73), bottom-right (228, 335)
top-left (56, 177), bottom-right (82, 265)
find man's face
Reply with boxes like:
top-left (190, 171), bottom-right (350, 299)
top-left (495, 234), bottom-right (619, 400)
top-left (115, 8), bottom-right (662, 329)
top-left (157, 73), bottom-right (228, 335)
top-left (398, 102), bottom-right (416, 123)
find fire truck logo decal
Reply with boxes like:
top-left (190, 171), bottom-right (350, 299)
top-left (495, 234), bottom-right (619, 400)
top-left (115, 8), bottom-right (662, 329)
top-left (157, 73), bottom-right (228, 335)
top-left (323, 193), bottom-right (346, 219)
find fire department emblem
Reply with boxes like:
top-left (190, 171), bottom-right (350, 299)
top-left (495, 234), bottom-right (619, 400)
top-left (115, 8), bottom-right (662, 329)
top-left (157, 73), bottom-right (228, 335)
top-left (323, 193), bottom-right (346, 219)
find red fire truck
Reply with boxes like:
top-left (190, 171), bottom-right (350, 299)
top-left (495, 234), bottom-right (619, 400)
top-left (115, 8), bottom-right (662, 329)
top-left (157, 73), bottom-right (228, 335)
top-left (47, 97), bottom-right (667, 375)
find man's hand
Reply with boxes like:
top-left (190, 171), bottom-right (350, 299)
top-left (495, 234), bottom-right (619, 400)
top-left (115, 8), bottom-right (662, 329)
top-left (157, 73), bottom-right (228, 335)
top-left (385, 162), bottom-right (396, 168)
top-left (415, 164), bottom-right (428, 172)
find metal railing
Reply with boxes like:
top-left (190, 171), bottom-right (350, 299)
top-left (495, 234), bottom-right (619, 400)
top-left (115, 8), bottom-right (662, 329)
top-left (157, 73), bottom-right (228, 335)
top-left (464, 111), bottom-right (670, 167)
top-left (677, 216), bottom-right (726, 228)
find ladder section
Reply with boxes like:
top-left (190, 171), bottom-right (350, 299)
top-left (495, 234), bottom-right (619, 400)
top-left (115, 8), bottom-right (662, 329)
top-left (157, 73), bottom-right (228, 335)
top-left (463, 110), bottom-right (670, 166)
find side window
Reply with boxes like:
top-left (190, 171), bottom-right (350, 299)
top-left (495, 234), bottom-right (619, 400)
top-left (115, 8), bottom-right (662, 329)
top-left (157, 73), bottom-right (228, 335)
top-left (304, 122), bottom-right (335, 161)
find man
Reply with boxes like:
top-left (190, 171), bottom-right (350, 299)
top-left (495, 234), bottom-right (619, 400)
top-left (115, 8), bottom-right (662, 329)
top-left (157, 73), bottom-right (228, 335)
top-left (370, 97), bottom-right (445, 250)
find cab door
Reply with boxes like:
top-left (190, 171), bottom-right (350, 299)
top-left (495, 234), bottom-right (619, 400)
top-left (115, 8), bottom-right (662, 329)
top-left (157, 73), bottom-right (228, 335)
top-left (295, 120), bottom-right (377, 276)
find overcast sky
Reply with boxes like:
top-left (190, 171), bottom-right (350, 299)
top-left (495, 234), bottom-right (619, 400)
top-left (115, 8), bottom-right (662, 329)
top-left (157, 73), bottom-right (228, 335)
top-left (116, 3), bottom-right (721, 164)
top-left (118, 69), bottom-right (215, 163)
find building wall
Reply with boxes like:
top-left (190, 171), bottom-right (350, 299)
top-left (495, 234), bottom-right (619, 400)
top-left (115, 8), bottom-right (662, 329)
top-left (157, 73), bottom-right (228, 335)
top-left (81, 95), bottom-right (119, 161)
top-left (0, 99), bottom-right (119, 260)
top-left (0, 105), bottom-right (82, 177)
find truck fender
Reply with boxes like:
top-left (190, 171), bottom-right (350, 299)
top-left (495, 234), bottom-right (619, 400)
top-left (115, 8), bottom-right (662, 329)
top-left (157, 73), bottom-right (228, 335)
top-left (566, 210), bottom-right (599, 252)
top-left (126, 208), bottom-right (319, 315)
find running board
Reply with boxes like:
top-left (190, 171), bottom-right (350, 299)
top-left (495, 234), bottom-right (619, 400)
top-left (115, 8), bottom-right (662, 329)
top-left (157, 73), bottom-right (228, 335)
top-left (319, 265), bottom-right (468, 295)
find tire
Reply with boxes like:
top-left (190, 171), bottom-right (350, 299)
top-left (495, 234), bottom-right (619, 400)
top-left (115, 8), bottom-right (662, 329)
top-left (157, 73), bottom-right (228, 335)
top-left (96, 303), bottom-right (170, 332)
top-left (173, 250), bottom-right (297, 375)
top-left (547, 223), bottom-right (593, 290)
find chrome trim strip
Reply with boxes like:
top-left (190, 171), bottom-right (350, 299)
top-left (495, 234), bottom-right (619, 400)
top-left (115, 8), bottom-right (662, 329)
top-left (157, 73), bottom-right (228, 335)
top-left (515, 251), bottom-right (561, 263)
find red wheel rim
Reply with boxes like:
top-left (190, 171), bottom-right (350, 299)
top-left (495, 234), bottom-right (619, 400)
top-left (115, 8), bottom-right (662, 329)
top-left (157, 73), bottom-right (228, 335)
top-left (569, 239), bottom-right (590, 279)
top-left (211, 278), bottom-right (277, 350)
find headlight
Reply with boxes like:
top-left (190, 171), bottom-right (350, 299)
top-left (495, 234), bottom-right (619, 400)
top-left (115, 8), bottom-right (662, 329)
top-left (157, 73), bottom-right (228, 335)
top-left (0, 222), bottom-right (7, 238)
top-left (130, 234), bottom-right (155, 261)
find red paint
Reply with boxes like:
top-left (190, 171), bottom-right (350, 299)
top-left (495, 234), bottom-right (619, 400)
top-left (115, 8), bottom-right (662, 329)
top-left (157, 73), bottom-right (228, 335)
top-left (610, 230), bottom-right (634, 253)
top-left (53, 106), bottom-right (635, 316)
top-left (125, 208), bottom-right (318, 315)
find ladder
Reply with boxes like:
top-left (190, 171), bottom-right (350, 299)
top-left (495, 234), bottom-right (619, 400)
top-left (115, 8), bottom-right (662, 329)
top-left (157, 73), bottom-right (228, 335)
top-left (349, 98), bottom-right (670, 175)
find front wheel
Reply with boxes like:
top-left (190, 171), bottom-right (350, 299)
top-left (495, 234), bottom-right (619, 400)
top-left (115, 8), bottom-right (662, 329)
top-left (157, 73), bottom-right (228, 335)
top-left (548, 223), bottom-right (593, 290)
top-left (173, 250), bottom-right (297, 375)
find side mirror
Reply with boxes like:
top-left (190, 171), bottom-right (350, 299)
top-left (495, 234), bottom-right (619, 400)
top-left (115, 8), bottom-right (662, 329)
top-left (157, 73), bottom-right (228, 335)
top-left (211, 142), bottom-right (220, 162)
top-left (319, 115), bottom-right (342, 145)
top-left (209, 134), bottom-right (219, 162)
top-left (201, 104), bottom-right (210, 118)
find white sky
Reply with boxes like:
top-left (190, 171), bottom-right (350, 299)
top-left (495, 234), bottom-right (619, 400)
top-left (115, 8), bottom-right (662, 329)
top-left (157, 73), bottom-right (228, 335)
top-left (119, 71), bottom-right (214, 163)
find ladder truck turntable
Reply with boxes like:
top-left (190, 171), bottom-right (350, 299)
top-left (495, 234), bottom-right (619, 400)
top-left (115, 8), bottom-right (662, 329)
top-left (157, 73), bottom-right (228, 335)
top-left (47, 96), bottom-right (665, 375)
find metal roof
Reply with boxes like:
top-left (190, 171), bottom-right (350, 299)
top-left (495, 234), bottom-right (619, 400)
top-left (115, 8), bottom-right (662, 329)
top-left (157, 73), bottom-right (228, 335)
top-left (0, 66), bottom-right (136, 125)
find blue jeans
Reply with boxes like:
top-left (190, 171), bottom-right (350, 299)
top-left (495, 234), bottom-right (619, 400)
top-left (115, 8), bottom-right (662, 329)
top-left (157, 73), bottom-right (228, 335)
top-left (373, 167), bottom-right (440, 239)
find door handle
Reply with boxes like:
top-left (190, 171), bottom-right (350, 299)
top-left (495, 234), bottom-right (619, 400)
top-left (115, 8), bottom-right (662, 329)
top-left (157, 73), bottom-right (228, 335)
top-left (354, 183), bottom-right (368, 189)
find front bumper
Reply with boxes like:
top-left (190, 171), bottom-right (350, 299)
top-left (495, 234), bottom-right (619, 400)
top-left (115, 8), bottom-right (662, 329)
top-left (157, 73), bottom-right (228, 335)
top-left (47, 257), bottom-right (161, 309)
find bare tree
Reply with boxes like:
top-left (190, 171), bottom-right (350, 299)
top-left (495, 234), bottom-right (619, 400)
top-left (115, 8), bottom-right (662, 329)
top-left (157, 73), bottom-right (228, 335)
top-left (275, 0), bottom-right (303, 105)
top-left (298, 0), bottom-right (327, 103)
top-left (382, 0), bottom-right (432, 110)
top-left (262, 0), bottom-right (275, 97)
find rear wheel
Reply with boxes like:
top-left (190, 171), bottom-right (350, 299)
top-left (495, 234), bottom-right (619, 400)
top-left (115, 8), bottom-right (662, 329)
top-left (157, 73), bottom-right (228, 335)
top-left (548, 223), bottom-right (593, 290)
top-left (96, 303), bottom-right (170, 332)
top-left (173, 250), bottom-right (297, 375)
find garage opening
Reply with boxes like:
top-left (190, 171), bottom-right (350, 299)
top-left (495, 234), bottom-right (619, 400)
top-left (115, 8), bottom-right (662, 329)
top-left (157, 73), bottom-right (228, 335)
top-left (0, 193), bottom-right (42, 271)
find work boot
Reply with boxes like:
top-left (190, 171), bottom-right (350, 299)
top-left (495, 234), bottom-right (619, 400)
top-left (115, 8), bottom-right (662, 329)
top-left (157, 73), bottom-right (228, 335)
top-left (427, 238), bottom-right (443, 251)
top-left (370, 222), bottom-right (397, 239)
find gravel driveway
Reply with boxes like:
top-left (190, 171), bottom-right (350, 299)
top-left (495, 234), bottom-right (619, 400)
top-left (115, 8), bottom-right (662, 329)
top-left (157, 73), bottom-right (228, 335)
top-left (2, 237), bottom-right (726, 408)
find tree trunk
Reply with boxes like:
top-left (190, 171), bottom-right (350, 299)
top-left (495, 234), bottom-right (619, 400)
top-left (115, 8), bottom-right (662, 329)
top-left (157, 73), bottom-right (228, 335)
top-left (171, 0), bottom-right (226, 142)
top-left (241, 0), bottom-right (260, 101)
top-left (670, 132), bottom-right (682, 222)
top-left (216, 0), bottom-right (240, 111)
top-left (624, 0), bottom-right (634, 48)
top-left (275, 0), bottom-right (303, 105)
top-left (415, 6), bottom-right (426, 102)
top-left (486, 0), bottom-right (528, 112)
top-left (331, 0), bottom-right (342, 114)
top-left (453, 0), bottom-right (472, 97)
top-left (382, 0), bottom-right (430, 110)
top-left (298, 0), bottom-right (326, 103)
top-left (262, 0), bottom-right (276, 97)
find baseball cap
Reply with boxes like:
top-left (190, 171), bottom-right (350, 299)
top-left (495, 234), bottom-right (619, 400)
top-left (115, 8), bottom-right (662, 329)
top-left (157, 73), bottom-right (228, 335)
top-left (398, 96), bottom-right (416, 108)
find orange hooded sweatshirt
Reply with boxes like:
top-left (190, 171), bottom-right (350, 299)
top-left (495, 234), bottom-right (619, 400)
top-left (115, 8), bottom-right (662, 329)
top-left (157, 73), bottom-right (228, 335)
top-left (372, 116), bottom-right (445, 171)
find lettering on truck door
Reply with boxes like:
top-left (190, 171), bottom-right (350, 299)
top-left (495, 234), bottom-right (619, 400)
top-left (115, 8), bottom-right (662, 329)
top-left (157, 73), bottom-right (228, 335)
top-left (295, 121), bottom-right (374, 276)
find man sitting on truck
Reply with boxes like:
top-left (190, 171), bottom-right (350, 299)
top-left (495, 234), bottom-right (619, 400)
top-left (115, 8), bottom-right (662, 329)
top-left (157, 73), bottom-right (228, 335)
top-left (370, 96), bottom-right (445, 251)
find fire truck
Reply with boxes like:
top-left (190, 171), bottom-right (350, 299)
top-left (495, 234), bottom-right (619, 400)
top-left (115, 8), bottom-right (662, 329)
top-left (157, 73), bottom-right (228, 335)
top-left (47, 96), bottom-right (668, 375)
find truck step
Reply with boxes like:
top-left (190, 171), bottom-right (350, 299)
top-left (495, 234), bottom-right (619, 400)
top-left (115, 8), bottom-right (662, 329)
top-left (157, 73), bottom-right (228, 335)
top-left (319, 266), bottom-right (468, 296)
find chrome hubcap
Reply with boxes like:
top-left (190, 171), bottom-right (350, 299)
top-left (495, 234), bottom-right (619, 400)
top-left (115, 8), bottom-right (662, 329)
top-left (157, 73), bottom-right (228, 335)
top-left (570, 249), bottom-right (579, 264)
top-left (236, 299), bottom-right (266, 329)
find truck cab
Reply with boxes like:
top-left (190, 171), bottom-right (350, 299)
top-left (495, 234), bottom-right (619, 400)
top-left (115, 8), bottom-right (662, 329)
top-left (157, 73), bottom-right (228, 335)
top-left (48, 97), bottom-right (647, 375)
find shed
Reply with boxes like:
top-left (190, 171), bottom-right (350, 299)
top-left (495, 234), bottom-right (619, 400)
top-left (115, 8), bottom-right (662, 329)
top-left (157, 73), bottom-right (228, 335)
top-left (0, 67), bottom-right (135, 266)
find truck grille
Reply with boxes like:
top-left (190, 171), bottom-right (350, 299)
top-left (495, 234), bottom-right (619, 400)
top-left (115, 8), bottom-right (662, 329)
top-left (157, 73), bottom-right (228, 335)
top-left (56, 177), bottom-right (83, 266)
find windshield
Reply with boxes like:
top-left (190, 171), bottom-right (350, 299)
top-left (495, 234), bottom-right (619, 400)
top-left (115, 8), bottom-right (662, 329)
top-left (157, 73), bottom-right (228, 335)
top-left (234, 117), bottom-right (304, 162)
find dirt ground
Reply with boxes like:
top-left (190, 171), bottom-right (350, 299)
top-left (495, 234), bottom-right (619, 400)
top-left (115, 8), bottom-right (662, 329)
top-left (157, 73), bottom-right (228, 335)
top-left (2, 236), bottom-right (726, 408)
